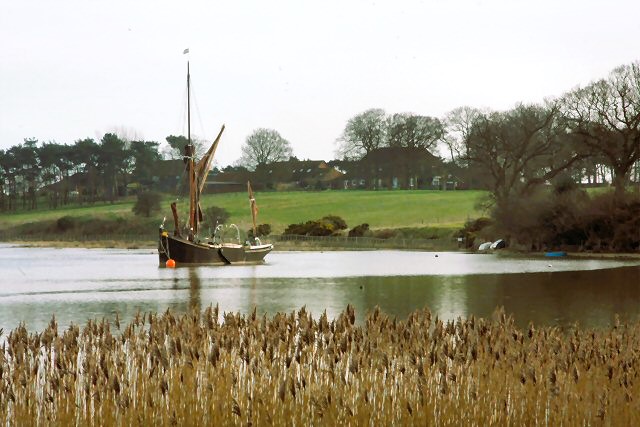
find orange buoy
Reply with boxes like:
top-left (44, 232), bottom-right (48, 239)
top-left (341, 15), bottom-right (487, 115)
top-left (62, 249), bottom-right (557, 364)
top-left (166, 259), bottom-right (176, 268)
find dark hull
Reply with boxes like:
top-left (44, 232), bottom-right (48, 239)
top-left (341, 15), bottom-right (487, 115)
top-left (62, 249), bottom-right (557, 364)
top-left (159, 232), bottom-right (272, 266)
top-left (159, 234), bottom-right (227, 265)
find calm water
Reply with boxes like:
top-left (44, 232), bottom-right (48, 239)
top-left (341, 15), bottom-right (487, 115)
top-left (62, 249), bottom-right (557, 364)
top-left (0, 244), bottom-right (639, 332)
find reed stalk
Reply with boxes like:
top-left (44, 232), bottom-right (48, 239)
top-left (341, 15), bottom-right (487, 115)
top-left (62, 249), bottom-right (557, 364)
top-left (0, 307), bottom-right (638, 425)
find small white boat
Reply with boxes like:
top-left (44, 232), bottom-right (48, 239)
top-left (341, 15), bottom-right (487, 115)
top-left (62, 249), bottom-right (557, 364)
top-left (478, 242), bottom-right (492, 251)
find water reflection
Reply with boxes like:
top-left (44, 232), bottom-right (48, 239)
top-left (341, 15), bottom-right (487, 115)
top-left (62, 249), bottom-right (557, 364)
top-left (0, 244), bottom-right (638, 332)
top-left (188, 268), bottom-right (201, 312)
top-left (346, 267), bottom-right (640, 329)
top-left (163, 265), bottom-right (640, 331)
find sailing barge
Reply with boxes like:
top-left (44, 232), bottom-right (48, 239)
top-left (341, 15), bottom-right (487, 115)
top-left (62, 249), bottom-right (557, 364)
top-left (158, 62), bottom-right (272, 266)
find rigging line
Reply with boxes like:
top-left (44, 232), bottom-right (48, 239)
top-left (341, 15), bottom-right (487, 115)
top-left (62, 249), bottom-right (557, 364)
top-left (173, 162), bottom-right (189, 202)
top-left (168, 85), bottom-right (190, 209)
top-left (178, 84), bottom-right (189, 141)
top-left (169, 75), bottom-right (195, 232)
top-left (189, 80), bottom-right (210, 150)
top-left (170, 162), bottom-right (191, 236)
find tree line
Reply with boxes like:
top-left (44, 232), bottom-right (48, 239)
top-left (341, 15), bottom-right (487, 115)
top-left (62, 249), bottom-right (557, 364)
top-left (1, 61), bottom-right (638, 215)
top-left (0, 127), bottom-right (292, 212)
top-left (332, 61), bottom-right (640, 251)
top-left (335, 62), bottom-right (640, 204)
top-left (0, 134), bottom-right (195, 211)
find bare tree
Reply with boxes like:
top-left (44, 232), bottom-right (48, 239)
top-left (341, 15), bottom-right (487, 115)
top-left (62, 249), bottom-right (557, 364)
top-left (336, 108), bottom-right (387, 160)
top-left (467, 103), bottom-right (582, 205)
top-left (442, 106), bottom-right (485, 166)
top-left (238, 128), bottom-right (293, 169)
top-left (560, 62), bottom-right (640, 196)
top-left (386, 113), bottom-right (444, 151)
top-left (106, 125), bottom-right (144, 143)
top-left (163, 135), bottom-right (208, 160)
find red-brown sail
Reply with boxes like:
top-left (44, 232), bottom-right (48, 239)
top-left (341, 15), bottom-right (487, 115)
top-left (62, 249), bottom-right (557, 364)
top-left (247, 181), bottom-right (258, 237)
top-left (195, 125), bottom-right (225, 195)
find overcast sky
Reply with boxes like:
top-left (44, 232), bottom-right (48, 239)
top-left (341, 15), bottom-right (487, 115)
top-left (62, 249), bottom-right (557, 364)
top-left (1, 0), bottom-right (639, 166)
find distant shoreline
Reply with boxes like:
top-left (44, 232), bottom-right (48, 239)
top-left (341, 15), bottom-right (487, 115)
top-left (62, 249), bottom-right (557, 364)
top-left (6, 239), bottom-right (640, 260)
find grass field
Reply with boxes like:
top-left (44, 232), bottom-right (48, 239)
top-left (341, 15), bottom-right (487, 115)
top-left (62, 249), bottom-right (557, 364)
top-left (200, 190), bottom-right (488, 233)
top-left (0, 190), bottom-right (489, 235)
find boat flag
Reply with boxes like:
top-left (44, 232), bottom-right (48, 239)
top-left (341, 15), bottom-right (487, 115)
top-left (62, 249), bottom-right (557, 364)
top-left (183, 48), bottom-right (190, 54)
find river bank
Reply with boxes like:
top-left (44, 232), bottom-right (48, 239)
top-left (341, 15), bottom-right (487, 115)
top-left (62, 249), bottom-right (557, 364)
top-left (6, 238), bottom-right (640, 260)
top-left (495, 248), bottom-right (640, 261)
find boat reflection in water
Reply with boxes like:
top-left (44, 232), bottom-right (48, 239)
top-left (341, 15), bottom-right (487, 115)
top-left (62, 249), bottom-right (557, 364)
top-left (1, 245), bottom-right (638, 333)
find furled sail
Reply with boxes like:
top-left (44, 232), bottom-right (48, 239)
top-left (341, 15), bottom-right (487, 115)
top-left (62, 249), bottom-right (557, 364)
top-left (195, 124), bottom-right (226, 195)
top-left (247, 181), bottom-right (258, 236)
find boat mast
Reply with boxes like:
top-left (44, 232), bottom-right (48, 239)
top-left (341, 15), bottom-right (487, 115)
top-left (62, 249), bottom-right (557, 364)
top-left (187, 62), bottom-right (191, 148)
top-left (187, 61), bottom-right (199, 240)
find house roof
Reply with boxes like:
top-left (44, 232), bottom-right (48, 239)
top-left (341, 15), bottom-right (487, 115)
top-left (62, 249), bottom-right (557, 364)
top-left (41, 172), bottom-right (89, 191)
top-left (361, 146), bottom-right (441, 162)
top-left (256, 160), bottom-right (328, 173)
top-left (255, 159), bottom-right (341, 183)
top-left (210, 170), bottom-right (252, 183)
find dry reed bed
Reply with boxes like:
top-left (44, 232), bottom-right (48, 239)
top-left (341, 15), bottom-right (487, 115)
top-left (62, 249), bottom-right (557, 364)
top-left (0, 306), bottom-right (639, 425)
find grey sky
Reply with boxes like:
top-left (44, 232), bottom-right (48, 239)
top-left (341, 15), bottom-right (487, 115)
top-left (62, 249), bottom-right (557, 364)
top-left (1, 0), bottom-right (639, 166)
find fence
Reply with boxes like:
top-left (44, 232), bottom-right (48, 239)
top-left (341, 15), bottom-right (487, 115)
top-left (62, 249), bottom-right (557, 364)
top-left (270, 234), bottom-right (458, 250)
top-left (0, 232), bottom-right (459, 251)
top-left (0, 232), bottom-right (155, 245)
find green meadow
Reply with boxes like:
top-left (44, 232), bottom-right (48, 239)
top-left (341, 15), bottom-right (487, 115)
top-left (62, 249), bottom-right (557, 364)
top-left (0, 190), bottom-right (488, 237)
top-left (199, 189), bottom-right (487, 233)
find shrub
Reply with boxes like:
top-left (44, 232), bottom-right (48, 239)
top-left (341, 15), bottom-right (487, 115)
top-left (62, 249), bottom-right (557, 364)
top-left (307, 221), bottom-right (334, 236)
top-left (284, 215), bottom-right (348, 236)
top-left (551, 172), bottom-right (581, 195)
top-left (284, 220), bottom-right (331, 236)
top-left (132, 191), bottom-right (162, 217)
top-left (488, 188), bottom-right (640, 252)
top-left (256, 224), bottom-right (272, 236)
top-left (55, 216), bottom-right (78, 232)
top-left (249, 224), bottom-right (272, 238)
top-left (348, 223), bottom-right (370, 237)
top-left (457, 217), bottom-right (493, 248)
top-left (582, 192), bottom-right (640, 252)
top-left (322, 215), bottom-right (348, 231)
top-left (283, 222), bottom-right (309, 235)
top-left (203, 206), bottom-right (230, 226)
